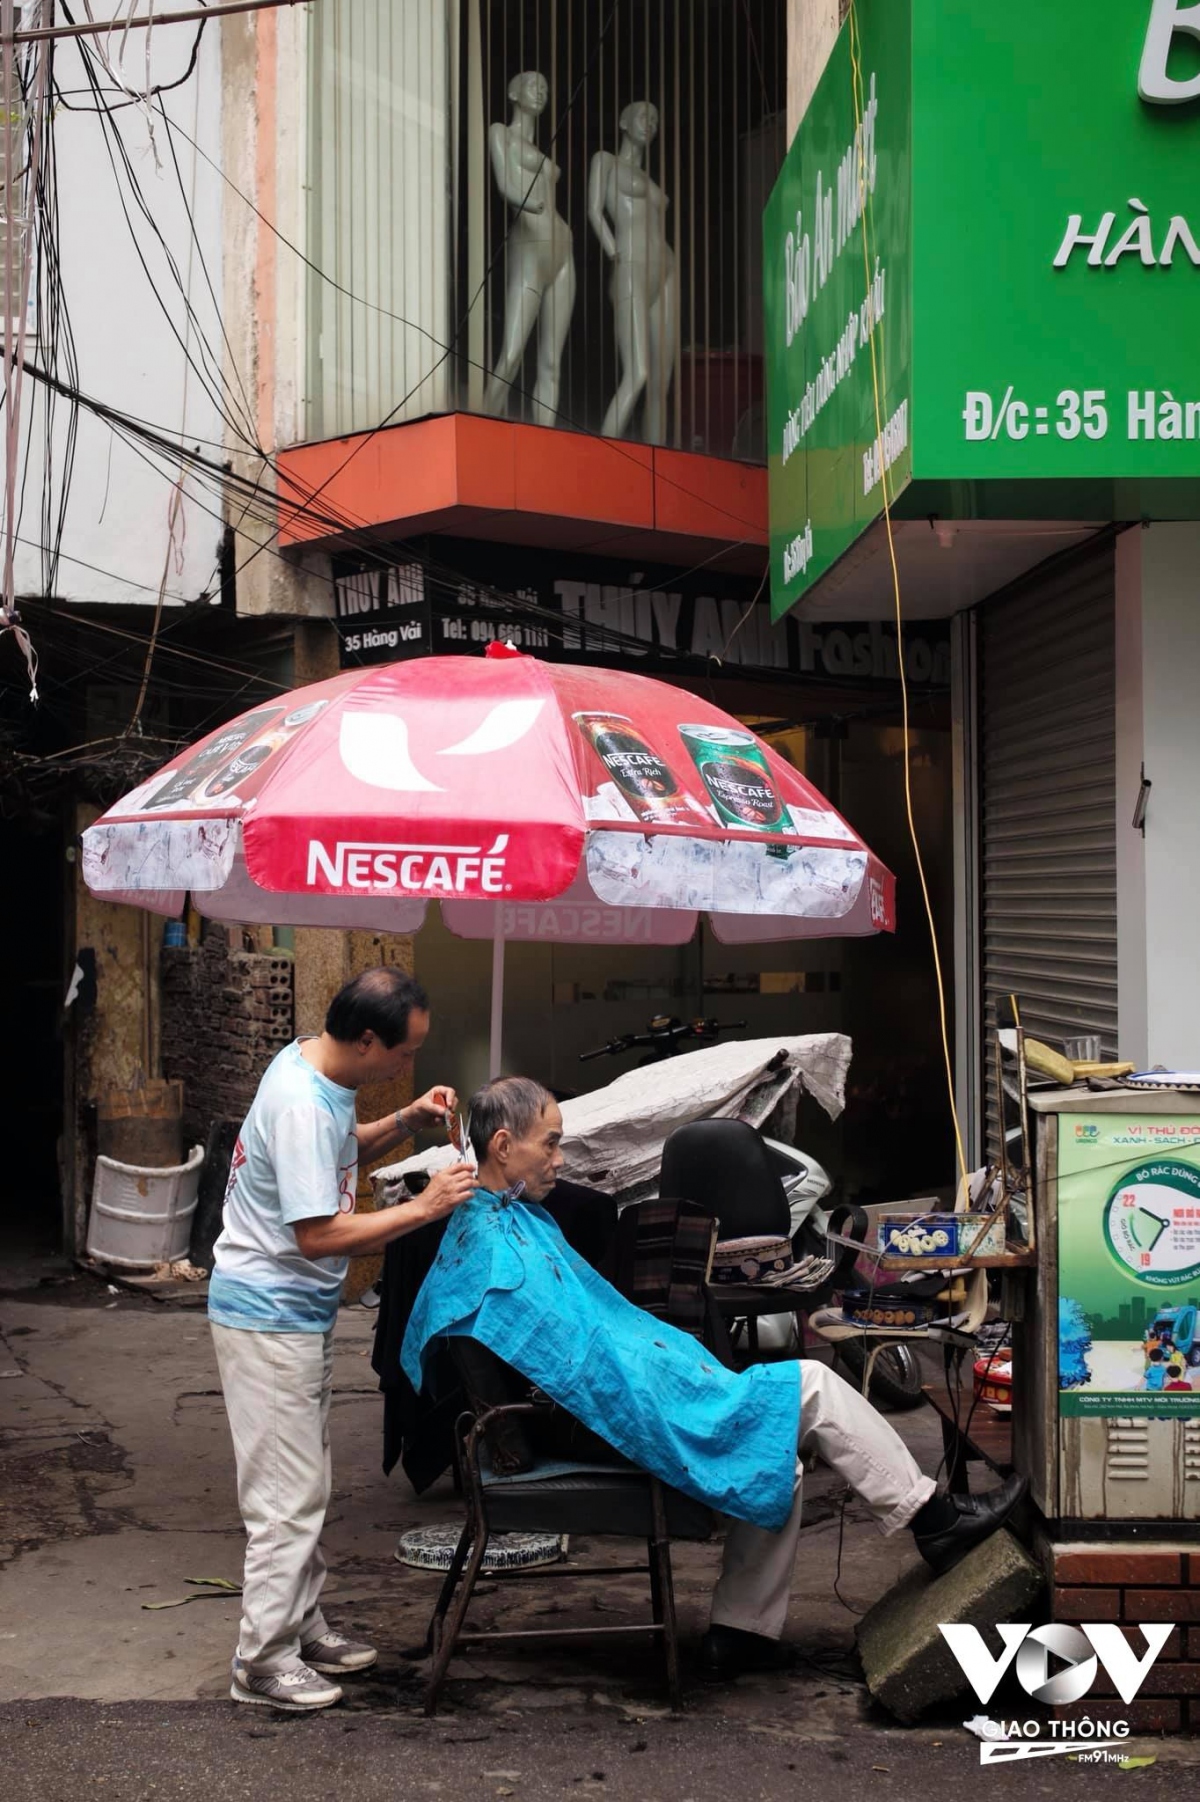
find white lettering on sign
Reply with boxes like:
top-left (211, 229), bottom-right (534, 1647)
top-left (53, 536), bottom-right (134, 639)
top-left (555, 579), bottom-right (682, 655)
top-left (306, 835), bottom-right (510, 895)
top-left (688, 596), bottom-right (790, 667)
top-left (1053, 198), bottom-right (1200, 269)
top-left (1127, 388), bottom-right (1200, 437)
top-left (794, 619), bottom-right (950, 686)
top-left (782, 521), bottom-right (814, 585)
top-left (335, 571), bottom-right (379, 617)
top-left (1140, 0), bottom-right (1200, 104)
top-left (781, 69), bottom-right (879, 353)
top-left (862, 399), bottom-right (908, 497)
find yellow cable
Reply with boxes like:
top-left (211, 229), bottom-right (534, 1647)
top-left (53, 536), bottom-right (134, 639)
top-left (847, 5), bottom-right (968, 1191)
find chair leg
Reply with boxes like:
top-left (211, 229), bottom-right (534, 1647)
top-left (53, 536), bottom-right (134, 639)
top-left (424, 1516), bottom-right (474, 1656)
top-left (425, 1517), bottom-right (491, 1716)
top-left (649, 1480), bottom-right (682, 1711)
top-left (647, 1533), bottom-right (664, 1624)
top-left (706, 1295), bottom-right (739, 1369)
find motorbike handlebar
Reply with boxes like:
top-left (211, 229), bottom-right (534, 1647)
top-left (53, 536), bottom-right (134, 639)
top-left (579, 1017), bottom-right (748, 1062)
top-left (578, 1038), bottom-right (631, 1062)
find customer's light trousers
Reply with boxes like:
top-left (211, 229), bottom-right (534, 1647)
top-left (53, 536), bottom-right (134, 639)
top-left (709, 1359), bottom-right (937, 1640)
top-left (211, 1323), bottom-right (334, 1671)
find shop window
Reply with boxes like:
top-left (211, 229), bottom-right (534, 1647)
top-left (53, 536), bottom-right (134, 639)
top-left (306, 0), bottom-right (785, 456)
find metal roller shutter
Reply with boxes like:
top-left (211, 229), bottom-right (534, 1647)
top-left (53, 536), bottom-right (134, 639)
top-left (979, 539), bottom-right (1117, 1156)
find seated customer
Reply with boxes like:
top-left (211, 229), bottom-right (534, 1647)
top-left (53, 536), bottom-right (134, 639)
top-left (402, 1077), bottom-right (1026, 1678)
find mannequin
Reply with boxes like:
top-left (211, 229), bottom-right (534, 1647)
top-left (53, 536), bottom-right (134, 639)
top-left (484, 71), bottom-right (576, 427)
top-left (588, 101), bottom-right (677, 444)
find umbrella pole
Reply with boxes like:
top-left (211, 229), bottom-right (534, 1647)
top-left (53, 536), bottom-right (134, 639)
top-left (488, 902), bottom-right (506, 1078)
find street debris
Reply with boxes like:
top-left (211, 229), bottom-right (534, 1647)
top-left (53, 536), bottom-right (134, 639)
top-left (141, 1576), bottom-right (242, 1611)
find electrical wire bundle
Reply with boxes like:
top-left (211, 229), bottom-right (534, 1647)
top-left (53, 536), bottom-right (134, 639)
top-left (5, 0), bottom-right (948, 791)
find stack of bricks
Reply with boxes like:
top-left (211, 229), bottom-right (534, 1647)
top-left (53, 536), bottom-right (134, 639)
top-left (1049, 1543), bottom-right (1200, 1734)
top-left (161, 923), bottom-right (295, 1145)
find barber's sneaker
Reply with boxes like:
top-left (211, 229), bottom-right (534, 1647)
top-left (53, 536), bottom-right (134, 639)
top-left (300, 1630), bottom-right (378, 1675)
top-left (230, 1656), bottom-right (343, 1711)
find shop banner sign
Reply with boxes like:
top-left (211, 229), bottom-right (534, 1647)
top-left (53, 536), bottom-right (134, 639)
top-left (762, 0), bottom-right (912, 621)
top-left (332, 541), bottom-right (949, 686)
top-left (1058, 1114), bottom-right (1200, 1418)
top-left (764, 0), bottom-right (1200, 621)
top-left (913, 0), bottom-right (1200, 486)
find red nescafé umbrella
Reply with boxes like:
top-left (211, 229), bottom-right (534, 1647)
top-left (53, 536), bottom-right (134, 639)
top-left (83, 647), bottom-right (895, 1070)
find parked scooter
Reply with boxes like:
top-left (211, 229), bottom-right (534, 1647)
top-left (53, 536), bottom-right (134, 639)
top-left (759, 1136), bottom-right (924, 1410)
top-left (578, 1021), bottom-right (922, 1410)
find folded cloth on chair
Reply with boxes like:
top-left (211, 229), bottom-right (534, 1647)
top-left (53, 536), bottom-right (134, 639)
top-left (402, 1187), bottom-right (800, 1531)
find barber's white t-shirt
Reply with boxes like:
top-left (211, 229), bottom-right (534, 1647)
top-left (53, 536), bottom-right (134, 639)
top-left (208, 1040), bottom-right (358, 1333)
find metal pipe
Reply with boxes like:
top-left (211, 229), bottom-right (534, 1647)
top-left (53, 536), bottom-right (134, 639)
top-left (6, 0), bottom-right (311, 48)
top-left (488, 898), bottom-right (506, 1077)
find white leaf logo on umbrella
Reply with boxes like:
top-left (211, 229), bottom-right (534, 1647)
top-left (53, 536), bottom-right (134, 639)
top-left (339, 699), bottom-right (546, 792)
top-left (438, 699), bottom-right (545, 758)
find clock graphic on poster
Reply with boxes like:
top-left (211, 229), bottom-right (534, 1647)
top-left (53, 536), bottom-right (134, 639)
top-left (1104, 1160), bottom-right (1200, 1289)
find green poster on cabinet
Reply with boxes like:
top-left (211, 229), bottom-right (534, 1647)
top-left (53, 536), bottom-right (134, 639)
top-left (1058, 1114), bottom-right (1200, 1418)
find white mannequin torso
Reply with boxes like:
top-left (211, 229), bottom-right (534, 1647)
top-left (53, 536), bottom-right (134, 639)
top-left (593, 146), bottom-right (673, 295)
top-left (489, 118), bottom-right (572, 280)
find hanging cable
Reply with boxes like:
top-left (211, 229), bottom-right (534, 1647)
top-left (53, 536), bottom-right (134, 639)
top-left (848, 3), bottom-right (968, 1190)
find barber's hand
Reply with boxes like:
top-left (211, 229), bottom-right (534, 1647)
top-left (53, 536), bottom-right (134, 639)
top-left (404, 1084), bottom-right (460, 1133)
top-left (417, 1162), bottom-right (477, 1223)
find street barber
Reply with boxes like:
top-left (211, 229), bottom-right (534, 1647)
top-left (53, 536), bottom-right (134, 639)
top-left (209, 968), bottom-right (475, 1711)
top-left (404, 1077), bottom-right (1027, 1679)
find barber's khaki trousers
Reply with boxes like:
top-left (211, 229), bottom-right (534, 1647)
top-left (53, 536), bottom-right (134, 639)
top-left (211, 1323), bottom-right (334, 1671)
top-left (710, 1359), bottom-right (936, 1641)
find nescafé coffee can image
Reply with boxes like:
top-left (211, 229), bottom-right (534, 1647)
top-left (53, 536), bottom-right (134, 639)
top-left (678, 724), bottom-right (785, 831)
top-left (573, 712), bottom-right (695, 823)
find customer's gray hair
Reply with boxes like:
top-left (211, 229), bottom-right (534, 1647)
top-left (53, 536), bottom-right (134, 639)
top-left (468, 1076), bottom-right (556, 1162)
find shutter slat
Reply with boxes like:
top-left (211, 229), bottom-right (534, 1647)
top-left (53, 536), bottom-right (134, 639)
top-left (980, 542), bottom-right (1117, 1161)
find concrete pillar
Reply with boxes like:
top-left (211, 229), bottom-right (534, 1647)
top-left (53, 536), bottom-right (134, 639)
top-left (67, 805), bottom-right (165, 1252)
top-left (220, 8), bottom-right (333, 620)
top-left (787, 0), bottom-right (842, 144)
top-left (1116, 522), bottom-right (1200, 1069)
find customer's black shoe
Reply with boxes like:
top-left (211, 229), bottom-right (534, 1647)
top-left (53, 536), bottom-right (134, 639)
top-left (914, 1473), bottom-right (1029, 1576)
top-left (699, 1624), bottom-right (796, 1681)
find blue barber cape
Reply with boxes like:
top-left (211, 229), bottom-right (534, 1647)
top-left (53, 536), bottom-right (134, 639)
top-left (401, 1187), bottom-right (800, 1531)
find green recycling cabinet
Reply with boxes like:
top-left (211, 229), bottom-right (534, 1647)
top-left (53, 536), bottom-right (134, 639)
top-left (1017, 1090), bottom-right (1200, 1523)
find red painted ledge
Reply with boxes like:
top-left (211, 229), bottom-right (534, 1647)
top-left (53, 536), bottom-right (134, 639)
top-left (275, 413), bottom-right (767, 574)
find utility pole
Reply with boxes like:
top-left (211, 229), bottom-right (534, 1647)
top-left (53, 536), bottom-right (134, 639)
top-left (0, 0), bottom-right (51, 678)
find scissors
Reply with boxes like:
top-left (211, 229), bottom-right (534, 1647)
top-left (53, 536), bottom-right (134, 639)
top-left (446, 1109), bottom-right (478, 1171)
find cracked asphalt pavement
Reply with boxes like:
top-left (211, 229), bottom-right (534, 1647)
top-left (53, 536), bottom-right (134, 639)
top-left (1, 1250), bottom-right (1192, 1798)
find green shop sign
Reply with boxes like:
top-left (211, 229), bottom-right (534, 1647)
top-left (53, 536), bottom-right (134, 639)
top-left (765, 0), bottom-right (1200, 619)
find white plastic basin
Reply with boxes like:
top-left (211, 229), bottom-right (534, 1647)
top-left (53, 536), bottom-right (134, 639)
top-left (86, 1144), bottom-right (205, 1270)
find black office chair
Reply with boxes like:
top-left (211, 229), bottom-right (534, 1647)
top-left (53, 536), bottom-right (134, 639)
top-left (660, 1119), bottom-right (792, 1239)
top-left (659, 1119), bottom-right (864, 1361)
